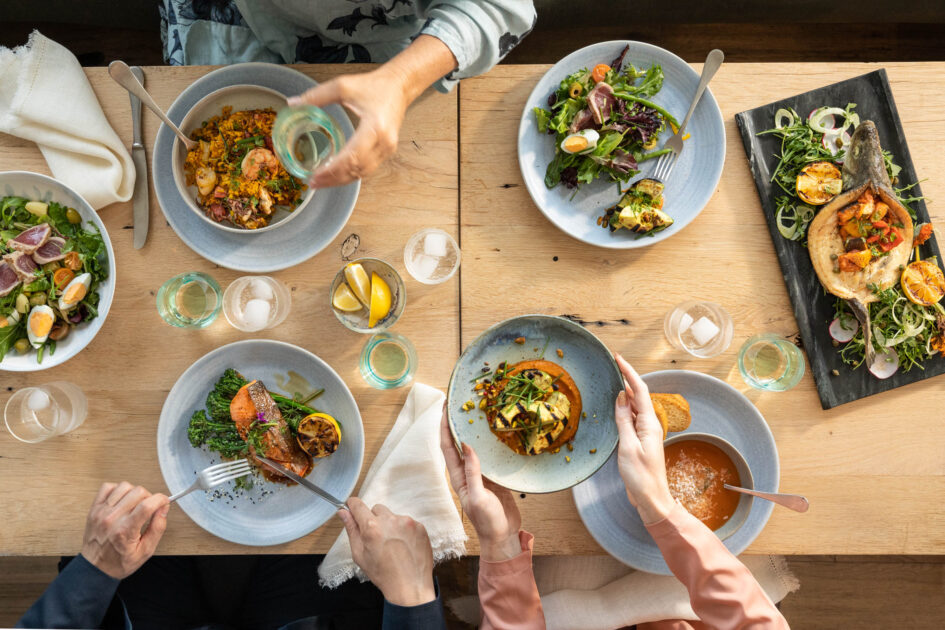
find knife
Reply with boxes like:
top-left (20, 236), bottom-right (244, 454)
top-left (256, 456), bottom-right (349, 510)
top-left (129, 66), bottom-right (149, 249)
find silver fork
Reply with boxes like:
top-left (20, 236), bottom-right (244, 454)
top-left (169, 459), bottom-right (253, 502)
top-left (651, 49), bottom-right (725, 184)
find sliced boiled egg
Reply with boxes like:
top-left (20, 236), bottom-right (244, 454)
top-left (27, 305), bottom-right (55, 348)
top-left (58, 273), bottom-right (91, 312)
top-left (0, 310), bottom-right (20, 328)
top-left (560, 129), bottom-right (599, 154)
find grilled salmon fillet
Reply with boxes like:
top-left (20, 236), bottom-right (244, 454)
top-left (230, 380), bottom-right (312, 483)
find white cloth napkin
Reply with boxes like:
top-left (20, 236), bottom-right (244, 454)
top-left (0, 31), bottom-right (134, 209)
top-left (318, 383), bottom-right (467, 588)
top-left (448, 554), bottom-right (799, 629)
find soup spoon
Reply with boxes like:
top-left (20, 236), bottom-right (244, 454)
top-left (724, 484), bottom-right (810, 513)
top-left (108, 60), bottom-right (197, 151)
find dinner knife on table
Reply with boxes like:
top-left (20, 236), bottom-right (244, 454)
top-left (256, 456), bottom-right (349, 510)
top-left (129, 65), bottom-right (149, 249)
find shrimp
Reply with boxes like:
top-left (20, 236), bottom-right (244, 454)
top-left (258, 188), bottom-right (274, 215)
top-left (241, 148), bottom-right (278, 181)
top-left (195, 166), bottom-right (217, 197)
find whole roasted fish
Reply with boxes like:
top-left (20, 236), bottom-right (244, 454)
top-left (807, 120), bottom-right (914, 364)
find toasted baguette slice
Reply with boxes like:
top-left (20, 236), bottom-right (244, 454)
top-left (650, 393), bottom-right (691, 433)
top-left (649, 395), bottom-right (669, 439)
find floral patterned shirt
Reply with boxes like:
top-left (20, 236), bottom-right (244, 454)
top-left (159, 0), bottom-right (536, 91)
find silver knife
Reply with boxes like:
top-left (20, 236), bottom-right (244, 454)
top-left (129, 66), bottom-right (149, 249)
top-left (256, 456), bottom-right (349, 510)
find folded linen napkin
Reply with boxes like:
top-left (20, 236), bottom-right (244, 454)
top-left (448, 554), bottom-right (799, 629)
top-left (0, 31), bottom-right (134, 209)
top-left (318, 383), bottom-right (467, 588)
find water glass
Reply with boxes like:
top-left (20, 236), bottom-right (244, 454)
top-left (272, 105), bottom-right (345, 181)
top-left (223, 276), bottom-right (291, 332)
top-left (403, 228), bottom-right (461, 284)
top-left (359, 332), bottom-right (417, 389)
top-left (4, 381), bottom-right (88, 443)
top-left (738, 333), bottom-right (806, 391)
top-left (157, 272), bottom-right (222, 328)
top-left (664, 301), bottom-right (734, 358)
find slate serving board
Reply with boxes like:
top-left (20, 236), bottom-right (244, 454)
top-left (735, 69), bottom-right (944, 409)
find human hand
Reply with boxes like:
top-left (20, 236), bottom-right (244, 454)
top-left (287, 66), bottom-right (408, 188)
top-left (80, 482), bottom-right (170, 579)
top-left (338, 497), bottom-right (435, 607)
top-left (613, 353), bottom-right (676, 525)
top-left (439, 409), bottom-right (522, 562)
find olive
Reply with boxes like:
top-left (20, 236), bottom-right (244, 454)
top-left (42, 261), bottom-right (60, 272)
top-left (14, 338), bottom-right (30, 354)
top-left (66, 208), bottom-right (82, 224)
top-left (29, 293), bottom-right (47, 306)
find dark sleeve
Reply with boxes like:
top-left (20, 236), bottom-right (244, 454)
top-left (381, 579), bottom-right (447, 630)
top-left (17, 554), bottom-right (121, 629)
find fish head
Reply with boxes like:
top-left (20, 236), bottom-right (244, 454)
top-left (842, 120), bottom-right (892, 193)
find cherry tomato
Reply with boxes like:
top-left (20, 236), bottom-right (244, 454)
top-left (591, 64), bottom-right (611, 83)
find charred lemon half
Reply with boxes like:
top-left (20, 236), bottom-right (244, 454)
top-left (296, 412), bottom-right (341, 458)
top-left (796, 161), bottom-right (842, 206)
top-left (901, 260), bottom-right (945, 306)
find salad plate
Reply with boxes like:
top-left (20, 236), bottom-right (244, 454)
top-left (153, 63), bottom-right (359, 272)
top-left (446, 314), bottom-right (622, 494)
top-left (518, 41), bottom-right (725, 249)
top-left (735, 69), bottom-right (944, 408)
top-left (0, 171), bottom-right (115, 372)
top-left (157, 339), bottom-right (364, 546)
top-left (572, 370), bottom-right (778, 575)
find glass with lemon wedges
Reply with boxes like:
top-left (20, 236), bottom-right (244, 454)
top-left (330, 258), bottom-right (406, 333)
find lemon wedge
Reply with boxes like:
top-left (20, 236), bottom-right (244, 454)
top-left (344, 263), bottom-right (372, 306)
top-left (332, 283), bottom-right (363, 312)
top-left (296, 412), bottom-right (341, 458)
top-left (368, 272), bottom-right (392, 327)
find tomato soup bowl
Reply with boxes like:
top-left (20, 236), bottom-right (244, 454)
top-left (662, 432), bottom-right (754, 541)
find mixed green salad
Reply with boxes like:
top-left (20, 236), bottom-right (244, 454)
top-left (0, 196), bottom-right (108, 363)
top-left (534, 46), bottom-right (678, 190)
top-left (759, 104), bottom-right (944, 374)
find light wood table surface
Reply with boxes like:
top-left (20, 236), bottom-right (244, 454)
top-left (2, 62), bottom-right (944, 558)
top-left (459, 62), bottom-right (945, 556)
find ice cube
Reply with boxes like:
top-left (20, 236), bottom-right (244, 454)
top-left (423, 231), bottom-right (448, 258)
top-left (411, 254), bottom-right (439, 280)
top-left (677, 312), bottom-right (694, 334)
top-left (690, 316), bottom-right (720, 347)
top-left (242, 299), bottom-right (271, 331)
top-left (27, 389), bottom-right (50, 411)
top-left (249, 278), bottom-right (274, 301)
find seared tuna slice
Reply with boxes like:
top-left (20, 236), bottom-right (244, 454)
top-left (32, 237), bottom-right (67, 264)
top-left (7, 223), bottom-right (51, 254)
top-left (0, 262), bottom-right (20, 297)
top-left (3, 252), bottom-right (39, 281)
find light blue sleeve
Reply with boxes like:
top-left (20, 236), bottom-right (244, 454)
top-left (418, 0), bottom-right (536, 92)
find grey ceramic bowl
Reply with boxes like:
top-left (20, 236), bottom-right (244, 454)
top-left (662, 432), bottom-right (754, 541)
top-left (171, 84), bottom-right (316, 234)
top-left (156, 340), bottom-right (364, 546)
top-left (447, 314), bottom-right (622, 494)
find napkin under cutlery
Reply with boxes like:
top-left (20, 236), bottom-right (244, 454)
top-left (0, 31), bottom-right (134, 209)
top-left (318, 383), bottom-right (467, 588)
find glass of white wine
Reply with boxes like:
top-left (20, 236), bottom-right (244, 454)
top-left (359, 332), bottom-right (417, 389)
top-left (156, 272), bottom-right (222, 328)
top-left (737, 333), bottom-right (806, 391)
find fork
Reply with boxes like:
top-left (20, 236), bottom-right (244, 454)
top-left (651, 49), bottom-right (725, 184)
top-left (169, 459), bottom-right (253, 502)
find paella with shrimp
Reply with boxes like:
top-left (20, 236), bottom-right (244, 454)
top-left (184, 107), bottom-right (306, 230)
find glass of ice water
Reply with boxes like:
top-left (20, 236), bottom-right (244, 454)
top-left (738, 333), bottom-right (806, 391)
top-left (156, 272), bottom-right (222, 328)
top-left (4, 381), bottom-right (88, 443)
top-left (403, 228), bottom-right (461, 284)
top-left (223, 276), bottom-right (291, 332)
top-left (663, 301), bottom-right (734, 358)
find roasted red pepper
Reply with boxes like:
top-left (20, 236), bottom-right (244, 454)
top-left (879, 228), bottom-right (904, 252)
top-left (872, 220), bottom-right (889, 230)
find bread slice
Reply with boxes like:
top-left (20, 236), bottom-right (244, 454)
top-left (650, 393), bottom-right (691, 433)
top-left (649, 395), bottom-right (669, 438)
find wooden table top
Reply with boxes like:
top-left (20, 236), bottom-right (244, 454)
top-left (1, 61), bottom-right (944, 557)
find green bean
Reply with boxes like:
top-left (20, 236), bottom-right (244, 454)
top-left (613, 93), bottom-right (680, 128)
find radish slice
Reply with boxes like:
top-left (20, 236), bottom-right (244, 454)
top-left (809, 107), bottom-right (845, 133)
top-left (868, 347), bottom-right (900, 379)
top-left (775, 108), bottom-right (795, 129)
top-left (821, 128), bottom-right (850, 156)
top-left (829, 317), bottom-right (859, 343)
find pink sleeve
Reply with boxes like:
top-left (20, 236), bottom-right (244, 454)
top-left (642, 505), bottom-right (789, 630)
top-left (477, 530), bottom-right (546, 630)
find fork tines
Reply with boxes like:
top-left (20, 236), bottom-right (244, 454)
top-left (652, 151), bottom-right (677, 183)
top-left (205, 459), bottom-right (252, 485)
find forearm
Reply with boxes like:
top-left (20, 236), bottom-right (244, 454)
top-left (17, 554), bottom-right (120, 629)
top-left (478, 531), bottom-right (545, 630)
top-left (381, 578), bottom-right (447, 630)
top-left (378, 34), bottom-right (457, 104)
top-left (646, 506), bottom-right (788, 629)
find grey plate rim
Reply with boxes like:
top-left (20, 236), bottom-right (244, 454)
top-left (516, 40), bottom-right (726, 250)
top-left (446, 313), bottom-right (621, 494)
top-left (572, 368), bottom-right (779, 573)
top-left (152, 62), bottom-right (360, 273)
top-left (155, 338), bottom-right (365, 546)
